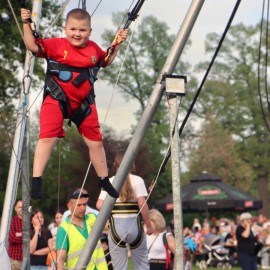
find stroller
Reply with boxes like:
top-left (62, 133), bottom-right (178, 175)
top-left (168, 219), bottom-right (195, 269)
top-left (197, 235), bottom-right (231, 269)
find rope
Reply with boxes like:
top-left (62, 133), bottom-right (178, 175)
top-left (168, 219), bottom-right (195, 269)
top-left (102, 17), bottom-right (138, 124)
top-left (44, 0), bottom-right (71, 38)
top-left (16, 52), bottom-right (33, 112)
top-left (91, 0), bottom-right (103, 17)
top-left (6, 0), bottom-right (24, 39)
top-left (257, 0), bottom-right (270, 133)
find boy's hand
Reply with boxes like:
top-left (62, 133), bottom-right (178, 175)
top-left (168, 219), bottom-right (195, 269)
top-left (21, 8), bottom-right (31, 24)
top-left (113, 29), bottom-right (128, 45)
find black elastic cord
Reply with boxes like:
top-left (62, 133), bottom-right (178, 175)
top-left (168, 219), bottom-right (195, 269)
top-left (257, 0), bottom-right (270, 133)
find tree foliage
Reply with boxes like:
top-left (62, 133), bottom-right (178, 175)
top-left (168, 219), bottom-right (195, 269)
top-left (192, 22), bottom-right (270, 215)
top-left (187, 117), bottom-right (254, 191)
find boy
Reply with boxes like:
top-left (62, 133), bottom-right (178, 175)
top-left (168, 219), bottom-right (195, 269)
top-left (21, 8), bottom-right (128, 199)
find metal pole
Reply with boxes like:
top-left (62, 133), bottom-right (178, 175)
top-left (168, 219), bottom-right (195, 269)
top-left (75, 0), bottom-right (205, 268)
top-left (168, 94), bottom-right (184, 269)
top-left (165, 75), bottom-right (186, 270)
top-left (21, 120), bottom-right (30, 270)
top-left (0, 0), bottom-right (43, 246)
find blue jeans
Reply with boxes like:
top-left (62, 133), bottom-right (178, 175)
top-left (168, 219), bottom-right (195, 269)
top-left (30, 266), bottom-right (48, 270)
top-left (238, 252), bottom-right (257, 270)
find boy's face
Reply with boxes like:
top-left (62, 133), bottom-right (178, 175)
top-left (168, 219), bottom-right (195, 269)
top-left (64, 17), bottom-right (92, 48)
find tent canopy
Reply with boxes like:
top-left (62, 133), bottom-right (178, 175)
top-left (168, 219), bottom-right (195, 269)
top-left (156, 172), bottom-right (262, 213)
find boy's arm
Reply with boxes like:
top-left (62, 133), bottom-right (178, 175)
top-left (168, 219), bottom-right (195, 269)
top-left (104, 29), bottom-right (128, 66)
top-left (21, 8), bottom-right (39, 53)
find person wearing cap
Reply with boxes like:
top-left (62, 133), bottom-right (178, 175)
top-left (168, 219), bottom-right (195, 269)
top-left (236, 212), bottom-right (258, 270)
top-left (56, 189), bottom-right (108, 270)
top-left (61, 188), bottom-right (99, 222)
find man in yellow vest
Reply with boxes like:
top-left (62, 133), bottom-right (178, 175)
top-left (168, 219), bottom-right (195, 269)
top-left (56, 189), bottom-right (108, 270)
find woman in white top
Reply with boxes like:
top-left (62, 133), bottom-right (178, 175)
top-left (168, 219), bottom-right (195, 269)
top-left (96, 150), bottom-right (153, 270)
top-left (147, 209), bottom-right (175, 270)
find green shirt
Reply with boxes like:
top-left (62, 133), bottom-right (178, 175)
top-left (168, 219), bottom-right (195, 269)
top-left (56, 214), bottom-right (91, 250)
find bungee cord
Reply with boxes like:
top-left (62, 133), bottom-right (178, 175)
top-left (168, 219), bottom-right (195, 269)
top-left (257, 0), bottom-right (270, 133)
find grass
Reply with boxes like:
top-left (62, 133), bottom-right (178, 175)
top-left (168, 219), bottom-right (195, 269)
top-left (128, 259), bottom-right (265, 269)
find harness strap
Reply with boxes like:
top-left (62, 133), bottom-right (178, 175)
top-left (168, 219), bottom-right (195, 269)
top-left (43, 58), bottom-right (98, 126)
top-left (112, 202), bottom-right (139, 214)
top-left (44, 76), bottom-right (68, 103)
top-left (47, 59), bottom-right (93, 73)
top-left (46, 59), bottom-right (98, 86)
top-left (109, 203), bottom-right (143, 249)
top-left (68, 96), bottom-right (92, 127)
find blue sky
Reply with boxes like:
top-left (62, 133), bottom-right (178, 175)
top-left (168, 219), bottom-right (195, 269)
top-left (57, 1), bottom-right (264, 133)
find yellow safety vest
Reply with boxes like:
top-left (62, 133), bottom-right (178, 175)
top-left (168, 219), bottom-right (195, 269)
top-left (60, 214), bottom-right (108, 270)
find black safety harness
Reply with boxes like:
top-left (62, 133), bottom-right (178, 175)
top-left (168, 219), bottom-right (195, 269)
top-left (44, 58), bottom-right (99, 126)
top-left (109, 202), bottom-right (144, 249)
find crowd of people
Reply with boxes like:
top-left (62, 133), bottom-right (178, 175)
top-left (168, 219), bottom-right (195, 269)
top-left (179, 213), bottom-right (270, 270)
top-left (3, 151), bottom-right (270, 270)
top-left (8, 194), bottom-right (270, 270)
top-left (7, 192), bottom-right (175, 269)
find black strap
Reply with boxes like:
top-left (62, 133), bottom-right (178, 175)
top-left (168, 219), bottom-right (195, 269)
top-left (47, 59), bottom-right (92, 74)
top-left (46, 59), bottom-right (98, 87)
top-left (109, 212), bottom-right (143, 249)
top-left (162, 232), bottom-right (172, 270)
top-left (44, 76), bottom-right (68, 103)
top-left (162, 232), bottom-right (168, 246)
top-left (112, 203), bottom-right (139, 214)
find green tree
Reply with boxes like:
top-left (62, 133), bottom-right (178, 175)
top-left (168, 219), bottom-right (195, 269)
top-left (193, 22), bottom-right (270, 216)
top-left (187, 117), bottom-right (254, 191)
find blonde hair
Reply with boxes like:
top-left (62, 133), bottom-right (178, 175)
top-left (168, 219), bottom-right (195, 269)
top-left (66, 8), bottom-right (91, 24)
top-left (149, 209), bottom-right (166, 232)
top-left (114, 150), bottom-right (135, 202)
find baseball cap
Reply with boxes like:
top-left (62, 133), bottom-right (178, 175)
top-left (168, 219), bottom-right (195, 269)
top-left (100, 233), bottom-right (108, 244)
top-left (67, 190), bottom-right (89, 202)
top-left (240, 212), bottom-right (252, 221)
